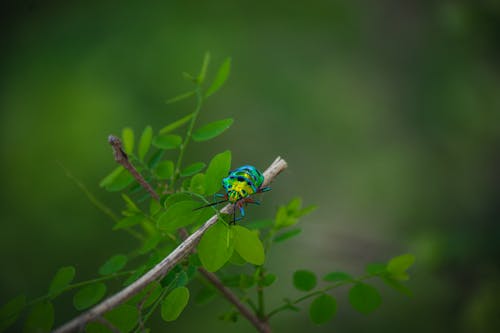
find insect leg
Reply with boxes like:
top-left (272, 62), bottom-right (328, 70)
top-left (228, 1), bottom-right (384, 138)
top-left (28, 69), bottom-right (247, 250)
top-left (258, 186), bottom-right (272, 193)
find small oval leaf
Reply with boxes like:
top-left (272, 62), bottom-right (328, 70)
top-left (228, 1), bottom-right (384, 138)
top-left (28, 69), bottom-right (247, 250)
top-left (273, 228), bottom-right (302, 243)
top-left (155, 160), bottom-right (175, 180)
top-left (48, 266), bottom-right (76, 297)
top-left (23, 301), bottom-right (54, 333)
top-left (189, 173), bottom-right (206, 195)
top-left (159, 113), bottom-right (194, 134)
top-left (122, 127), bottom-right (134, 155)
top-left (198, 222), bottom-right (233, 272)
top-left (157, 200), bottom-right (203, 232)
top-left (232, 225), bottom-right (265, 265)
top-left (152, 135), bottom-right (182, 150)
top-left (205, 57), bottom-right (231, 97)
top-left (166, 91), bottom-right (195, 104)
top-left (349, 283), bottom-right (382, 314)
top-left (98, 255), bottom-right (128, 276)
top-left (293, 270), bottom-right (317, 291)
top-left (73, 283), bottom-right (107, 310)
top-left (181, 162), bottom-right (206, 177)
top-left (387, 254), bottom-right (415, 280)
top-left (0, 295), bottom-right (26, 332)
top-left (113, 215), bottom-right (144, 230)
top-left (99, 167), bottom-right (135, 192)
top-left (204, 151), bottom-right (231, 195)
top-left (161, 287), bottom-right (190, 322)
top-left (309, 293), bottom-right (337, 324)
top-left (192, 118), bottom-right (233, 142)
top-left (104, 304), bottom-right (139, 333)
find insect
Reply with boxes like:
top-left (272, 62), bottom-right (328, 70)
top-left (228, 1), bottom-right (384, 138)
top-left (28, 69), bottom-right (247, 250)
top-left (195, 165), bottom-right (271, 223)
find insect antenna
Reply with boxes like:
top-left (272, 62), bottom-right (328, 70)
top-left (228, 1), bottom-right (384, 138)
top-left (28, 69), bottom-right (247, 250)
top-left (193, 199), bottom-right (229, 211)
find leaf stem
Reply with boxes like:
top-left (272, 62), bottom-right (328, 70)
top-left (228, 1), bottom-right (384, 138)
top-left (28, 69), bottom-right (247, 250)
top-left (257, 267), bottom-right (266, 320)
top-left (171, 88), bottom-right (204, 190)
top-left (266, 273), bottom-right (377, 318)
top-left (26, 270), bottom-right (135, 307)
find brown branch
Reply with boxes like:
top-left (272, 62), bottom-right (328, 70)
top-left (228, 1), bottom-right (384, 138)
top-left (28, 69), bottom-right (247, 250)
top-left (53, 138), bottom-right (287, 333)
top-left (108, 135), bottom-right (160, 201)
top-left (199, 269), bottom-right (271, 333)
top-left (94, 316), bottom-right (121, 333)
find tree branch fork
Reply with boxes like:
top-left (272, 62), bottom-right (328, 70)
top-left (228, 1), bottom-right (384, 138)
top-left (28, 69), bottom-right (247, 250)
top-left (53, 136), bottom-right (287, 333)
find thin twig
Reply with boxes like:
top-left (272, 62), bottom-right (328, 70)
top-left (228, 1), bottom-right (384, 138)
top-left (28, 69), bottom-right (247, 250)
top-left (198, 269), bottom-right (271, 333)
top-left (94, 316), bottom-right (121, 333)
top-left (108, 135), bottom-right (160, 202)
top-left (53, 153), bottom-right (287, 333)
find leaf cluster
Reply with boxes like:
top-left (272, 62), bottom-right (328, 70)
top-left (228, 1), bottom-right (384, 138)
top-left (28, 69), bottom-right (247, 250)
top-left (0, 54), bottom-right (415, 333)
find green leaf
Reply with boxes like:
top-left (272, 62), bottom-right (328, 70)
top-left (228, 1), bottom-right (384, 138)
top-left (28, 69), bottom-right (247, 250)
top-left (152, 134), bottom-right (182, 150)
top-left (164, 193), bottom-right (192, 207)
top-left (98, 255), bottom-right (128, 275)
top-left (99, 166), bottom-right (134, 192)
top-left (323, 271), bottom-right (353, 282)
top-left (159, 113), bottom-right (194, 134)
top-left (0, 295), bottom-right (26, 332)
top-left (181, 162), bottom-right (206, 177)
top-left (73, 283), bottom-right (107, 310)
top-left (166, 91), bottom-right (195, 104)
top-left (205, 57), bottom-right (231, 97)
top-left (189, 173), bottom-right (205, 195)
top-left (129, 282), bottom-right (163, 308)
top-left (197, 52), bottom-right (211, 84)
top-left (157, 200), bottom-right (204, 232)
top-left (293, 270), bottom-right (317, 291)
top-left (297, 204), bottom-right (318, 217)
top-left (149, 199), bottom-right (161, 216)
top-left (232, 225), bottom-right (265, 265)
top-left (161, 287), bottom-right (190, 322)
top-left (287, 197), bottom-right (302, 212)
top-left (121, 194), bottom-right (140, 213)
top-left (148, 149), bottom-right (165, 169)
top-left (262, 274), bottom-right (277, 287)
top-left (274, 206), bottom-right (297, 229)
top-left (122, 127), bottom-right (134, 155)
top-left (382, 277), bottom-right (413, 297)
top-left (348, 283), bottom-right (382, 314)
top-left (192, 118), bottom-right (234, 142)
top-left (273, 228), bottom-right (302, 243)
top-left (154, 160), bottom-right (174, 180)
top-left (387, 254), bottom-right (415, 280)
top-left (138, 233), bottom-right (163, 255)
top-left (228, 250), bottom-right (246, 266)
top-left (194, 287), bottom-right (216, 305)
top-left (309, 294), bottom-right (337, 324)
top-left (204, 151), bottom-right (231, 195)
top-left (198, 222), bottom-right (233, 272)
top-left (123, 266), bottom-right (146, 287)
top-left (104, 304), bottom-right (139, 333)
top-left (23, 301), bottom-right (54, 333)
top-left (138, 126), bottom-right (153, 162)
top-left (247, 219), bottom-right (274, 230)
top-left (113, 215), bottom-right (143, 230)
top-left (48, 266), bottom-right (76, 297)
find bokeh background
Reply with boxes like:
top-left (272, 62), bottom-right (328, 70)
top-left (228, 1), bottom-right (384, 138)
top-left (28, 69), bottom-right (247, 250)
top-left (1, 0), bottom-right (499, 332)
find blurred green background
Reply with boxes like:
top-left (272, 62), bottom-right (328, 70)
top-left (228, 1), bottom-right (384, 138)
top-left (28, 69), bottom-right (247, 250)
top-left (1, 0), bottom-right (499, 332)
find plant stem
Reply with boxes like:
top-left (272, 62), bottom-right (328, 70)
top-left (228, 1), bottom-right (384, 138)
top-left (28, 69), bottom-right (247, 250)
top-left (27, 271), bottom-right (135, 307)
top-left (257, 267), bottom-right (266, 320)
top-left (171, 88), bottom-right (203, 190)
top-left (267, 274), bottom-right (377, 318)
